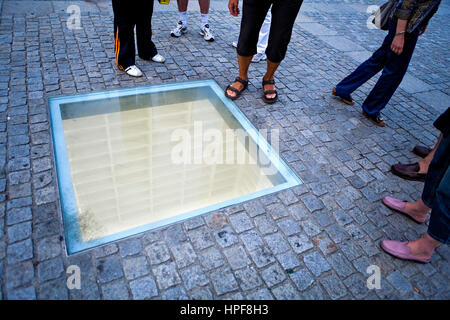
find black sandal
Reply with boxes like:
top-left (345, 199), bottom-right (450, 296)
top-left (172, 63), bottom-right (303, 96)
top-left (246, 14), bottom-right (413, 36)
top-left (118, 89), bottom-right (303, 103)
top-left (224, 77), bottom-right (248, 100)
top-left (262, 79), bottom-right (278, 104)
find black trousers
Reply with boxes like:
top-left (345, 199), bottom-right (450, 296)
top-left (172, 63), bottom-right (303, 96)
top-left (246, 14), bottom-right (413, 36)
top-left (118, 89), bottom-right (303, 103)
top-left (237, 0), bottom-right (303, 63)
top-left (112, 0), bottom-right (158, 70)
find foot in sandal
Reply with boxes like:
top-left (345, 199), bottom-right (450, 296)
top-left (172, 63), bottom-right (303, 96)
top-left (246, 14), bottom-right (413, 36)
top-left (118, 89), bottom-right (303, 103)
top-left (225, 77), bottom-right (248, 100)
top-left (262, 78), bottom-right (278, 104)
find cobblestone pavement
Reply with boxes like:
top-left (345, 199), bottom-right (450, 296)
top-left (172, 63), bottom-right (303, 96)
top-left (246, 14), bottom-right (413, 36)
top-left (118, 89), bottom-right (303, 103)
top-left (0, 0), bottom-right (449, 300)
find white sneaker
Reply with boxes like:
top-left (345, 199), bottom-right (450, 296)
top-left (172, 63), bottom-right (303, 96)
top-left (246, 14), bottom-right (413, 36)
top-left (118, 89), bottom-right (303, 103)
top-left (124, 65), bottom-right (143, 77)
top-left (200, 24), bottom-right (214, 42)
top-left (171, 21), bottom-right (188, 37)
top-left (252, 52), bottom-right (267, 63)
top-left (152, 54), bottom-right (166, 63)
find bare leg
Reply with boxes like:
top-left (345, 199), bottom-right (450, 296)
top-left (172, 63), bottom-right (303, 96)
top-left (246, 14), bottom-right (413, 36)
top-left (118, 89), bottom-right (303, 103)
top-left (198, 0), bottom-right (209, 14)
top-left (226, 55), bottom-right (252, 98)
top-left (177, 0), bottom-right (188, 12)
top-left (263, 59), bottom-right (280, 99)
top-left (419, 133), bottom-right (443, 173)
top-left (406, 233), bottom-right (440, 260)
top-left (403, 198), bottom-right (430, 223)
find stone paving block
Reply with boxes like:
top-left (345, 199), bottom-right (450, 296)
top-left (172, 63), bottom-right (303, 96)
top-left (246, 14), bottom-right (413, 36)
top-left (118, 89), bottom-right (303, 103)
top-left (36, 236), bottom-right (61, 261)
top-left (240, 230), bottom-right (264, 252)
top-left (198, 247), bottom-right (226, 271)
top-left (188, 225), bottom-right (214, 250)
top-left (271, 282), bottom-right (301, 300)
top-left (249, 246), bottom-right (276, 268)
top-left (37, 277), bottom-right (69, 300)
top-left (288, 233), bottom-right (314, 254)
top-left (246, 288), bottom-right (274, 300)
top-left (304, 251), bottom-right (331, 277)
top-left (5, 261), bottom-right (34, 289)
top-left (223, 245), bottom-right (251, 270)
top-left (118, 238), bottom-right (142, 257)
top-left (170, 242), bottom-right (197, 268)
top-left (290, 268), bottom-right (315, 291)
top-left (326, 224), bottom-right (350, 244)
top-left (320, 273), bottom-right (348, 300)
top-left (145, 241), bottom-right (171, 265)
top-left (180, 265), bottom-right (209, 290)
top-left (210, 267), bottom-right (239, 296)
top-left (7, 220), bottom-right (32, 243)
top-left (123, 256), bottom-right (150, 280)
top-left (327, 252), bottom-right (355, 278)
top-left (243, 200), bottom-right (265, 217)
top-left (301, 284), bottom-right (326, 300)
top-left (266, 203), bottom-right (290, 220)
top-left (276, 251), bottom-right (301, 271)
top-left (261, 263), bottom-right (287, 287)
top-left (129, 275), bottom-right (159, 300)
top-left (386, 270), bottom-right (414, 296)
top-left (312, 233), bottom-right (338, 255)
top-left (254, 214), bottom-right (278, 235)
top-left (277, 218), bottom-right (301, 236)
top-left (164, 224), bottom-right (187, 245)
top-left (152, 262), bottom-right (182, 290)
top-left (190, 288), bottom-right (214, 300)
top-left (162, 286), bottom-right (189, 300)
top-left (7, 238), bottom-right (33, 264)
top-left (101, 279), bottom-right (130, 300)
top-left (344, 273), bottom-right (370, 299)
top-left (229, 212), bottom-right (254, 233)
top-left (96, 256), bottom-right (124, 284)
top-left (264, 232), bottom-right (290, 255)
top-left (7, 286), bottom-right (36, 300)
top-left (37, 256), bottom-right (64, 283)
top-left (214, 226), bottom-right (238, 248)
top-left (300, 194), bottom-right (324, 212)
top-left (6, 207), bottom-right (32, 225)
top-left (234, 266), bottom-right (264, 291)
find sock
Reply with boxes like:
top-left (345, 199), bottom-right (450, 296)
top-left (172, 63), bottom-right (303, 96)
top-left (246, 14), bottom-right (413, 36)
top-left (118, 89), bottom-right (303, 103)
top-left (201, 13), bottom-right (208, 27)
top-left (179, 11), bottom-right (187, 26)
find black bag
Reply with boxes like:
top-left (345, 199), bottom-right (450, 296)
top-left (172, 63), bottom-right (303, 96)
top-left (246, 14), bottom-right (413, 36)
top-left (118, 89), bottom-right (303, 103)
top-left (372, 0), bottom-right (399, 30)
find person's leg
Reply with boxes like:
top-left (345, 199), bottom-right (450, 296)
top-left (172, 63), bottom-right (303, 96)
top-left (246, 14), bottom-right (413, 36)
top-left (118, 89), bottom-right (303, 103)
top-left (419, 133), bottom-right (442, 173)
top-left (382, 134), bottom-right (450, 262)
top-left (198, 0), bottom-right (209, 15)
top-left (335, 19), bottom-right (396, 98)
top-left (136, 0), bottom-right (158, 60)
top-left (226, 0), bottom-right (271, 98)
top-left (256, 8), bottom-right (271, 54)
top-left (112, 0), bottom-right (136, 70)
top-left (407, 159), bottom-right (450, 259)
top-left (361, 27), bottom-right (420, 117)
top-left (265, 0), bottom-right (303, 63)
top-left (262, 0), bottom-right (303, 99)
top-left (177, 0), bottom-right (189, 24)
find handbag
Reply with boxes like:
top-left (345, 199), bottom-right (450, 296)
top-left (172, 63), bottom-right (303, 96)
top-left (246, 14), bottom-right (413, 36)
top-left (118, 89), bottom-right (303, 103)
top-left (372, 0), bottom-right (399, 30)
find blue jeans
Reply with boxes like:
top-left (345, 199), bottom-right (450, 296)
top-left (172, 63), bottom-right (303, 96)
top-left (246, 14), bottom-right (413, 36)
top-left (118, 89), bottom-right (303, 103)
top-left (422, 133), bottom-right (450, 245)
top-left (335, 18), bottom-right (420, 116)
